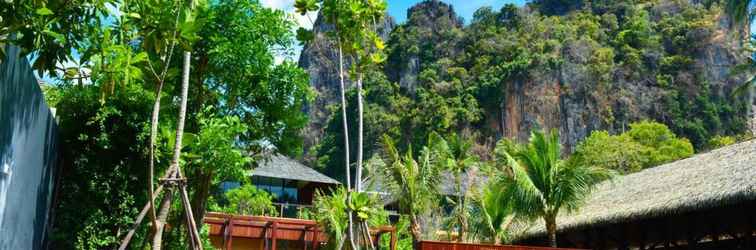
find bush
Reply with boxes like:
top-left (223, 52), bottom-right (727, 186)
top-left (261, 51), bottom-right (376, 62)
top-left (222, 184), bottom-right (278, 216)
top-left (571, 121), bottom-right (694, 173)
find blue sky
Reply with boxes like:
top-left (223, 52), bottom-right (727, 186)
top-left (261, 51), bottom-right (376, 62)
top-left (262, 0), bottom-right (528, 29)
top-left (387, 0), bottom-right (527, 24)
top-left (260, 0), bottom-right (529, 62)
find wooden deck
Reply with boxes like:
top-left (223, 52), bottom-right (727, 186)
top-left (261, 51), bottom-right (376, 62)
top-left (204, 212), bottom-right (396, 250)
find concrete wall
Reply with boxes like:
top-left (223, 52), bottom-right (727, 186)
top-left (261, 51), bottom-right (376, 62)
top-left (0, 44), bottom-right (60, 249)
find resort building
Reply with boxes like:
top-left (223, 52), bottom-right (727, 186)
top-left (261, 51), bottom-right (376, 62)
top-left (517, 139), bottom-right (756, 250)
top-left (222, 154), bottom-right (340, 218)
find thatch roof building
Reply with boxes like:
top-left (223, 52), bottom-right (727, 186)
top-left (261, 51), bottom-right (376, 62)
top-left (517, 139), bottom-right (756, 249)
top-left (251, 154), bottom-right (340, 185)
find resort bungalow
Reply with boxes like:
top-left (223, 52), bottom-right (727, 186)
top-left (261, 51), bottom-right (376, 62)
top-left (516, 139), bottom-right (756, 249)
top-left (222, 154), bottom-right (340, 218)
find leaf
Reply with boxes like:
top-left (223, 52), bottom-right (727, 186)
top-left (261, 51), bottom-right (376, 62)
top-left (126, 12), bottom-right (141, 19)
top-left (36, 7), bottom-right (54, 16)
top-left (370, 52), bottom-right (385, 64)
top-left (296, 28), bottom-right (314, 44)
top-left (64, 68), bottom-right (78, 78)
top-left (43, 30), bottom-right (66, 44)
top-left (374, 37), bottom-right (385, 50)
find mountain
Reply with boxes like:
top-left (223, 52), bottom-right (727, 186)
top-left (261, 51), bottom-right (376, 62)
top-left (298, 0), bottom-right (753, 175)
top-left (298, 12), bottom-right (396, 163)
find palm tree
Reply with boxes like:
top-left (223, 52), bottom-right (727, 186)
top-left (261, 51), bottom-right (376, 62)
top-left (725, 0), bottom-right (756, 133)
top-left (494, 130), bottom-right (611, 247)
top-left (473, 181), bottom-right (516, 245)
top-left (726, 0), bottom-right (752, 27)
top-left (379, 133), bottom-right (443, 247)
top-left (437, 134), bottom-right (478, 242)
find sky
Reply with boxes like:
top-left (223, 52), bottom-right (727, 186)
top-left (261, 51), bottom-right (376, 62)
top-left (260, 0), bottom-right (528, 62)
top-left (262, 0), bottom-right (527, 30)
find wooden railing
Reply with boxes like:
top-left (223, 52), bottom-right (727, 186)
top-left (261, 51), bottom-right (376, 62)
top-left (204, 212), bottom-right (397, 250)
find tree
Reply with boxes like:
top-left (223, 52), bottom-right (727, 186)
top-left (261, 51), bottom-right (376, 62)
top-left (296, 0), bottom-right (388, 247)
top-left (0, 0), bottom-right (110, 74)
top-left (223, 184), bottom-right (278, 216)
top-left (435, 134), bottom-right (478, 241)
top-left (469, 170), bottom-right (519, 245)
top-left (189, 0), bottom-right (312, 229)
top-left (494, 130), bottom-right (611, 247)
top-left (626, 121), bottom-right (694, 167)
top-left (569, 131), bottom-right (647, 173)
top-left (570, 121), bottom-right (695, 174)
top-left (378, 133), bottom-right (443, 247)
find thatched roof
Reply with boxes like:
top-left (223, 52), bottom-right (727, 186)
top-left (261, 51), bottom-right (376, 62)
top-left (438, 170), bottom-right (489, 196)
top-left (250, 154), bottom-right (340, 185)
top-left (525, 139), bottom-right (756, 237)
top-left (365, 169), bottom-right (489, 206)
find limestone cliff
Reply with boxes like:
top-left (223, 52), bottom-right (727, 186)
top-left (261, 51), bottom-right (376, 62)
top-left (298, 13), bottom-right (395, 161)
top-left (300, 0), bottom-right (752, 160)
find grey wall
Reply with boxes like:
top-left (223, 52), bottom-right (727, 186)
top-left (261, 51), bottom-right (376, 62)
top-left (0, 44), bottom-right (60, 249)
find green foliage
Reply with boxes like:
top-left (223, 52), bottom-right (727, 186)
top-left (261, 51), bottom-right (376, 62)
top-left (377, 133), bottom-right (446, 243)
top-left (222, 184), bottom-right (278, 216)
top-left (626, 121), bottom-right (694, 166)
top-left (42, 0), bottom-right (312, 248)
top-left (312, 187), bottom-right (385, 249)
top-left (199, 0), bottom-right (313, 155)
top-left (468, 177), bottom-right (520, 244)
top-left (52, 83), bottom-right (155, 249)
top-left (570, 131), bottom-right (647, 173)
top-left (185, 109), bottom-right (251, 182)
top-left (0, 0), bottom-right (110, 74)
top-left (433, 133), bottom-right (479, 240)
top-left (706, 135), bottom-right (737, 149)
top-left (571, 121), bottom-right (694, 174)
top-left (493, 129), bottom-right (612, 246)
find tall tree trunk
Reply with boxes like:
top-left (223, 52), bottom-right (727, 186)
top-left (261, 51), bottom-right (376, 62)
top-left (336, 38), bottom-right (357, 249)
top-left (456, 173), bottom-right (464, 242)
top-left (544, 215), bottom-right (557, 247)
top-left (169, 51), bottom-right (191, 173)
top-left (153, 51), bottom-right (196, 249)
top-left (356, 73), bottom-right (364, 192)
top-left (410, 214), bottom-right (422, 249)
top-left (148, 79), bottom-right (164, 230)
top-left (152, 190), bottom-right (173, 250)
top-left (147, 4), bottom-right (181, 232)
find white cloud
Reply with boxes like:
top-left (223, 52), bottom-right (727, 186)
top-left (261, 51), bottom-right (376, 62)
top-left (261, 0), bottom-right (292, 11)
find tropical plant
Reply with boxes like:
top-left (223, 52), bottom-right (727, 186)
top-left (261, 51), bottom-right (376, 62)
top-left (570, 121), bottom-right (695, 174)
top-left (494, 129), bottom-right (612, 247)
top-left (296, 1), bottom-right (387, 247)
top-left (313, 187), bottom-right (384, 250)
top-left (435, 134), bottom-right (478, 241)
top-left (378, 133), bottom-right (444, 247)
top-left (470, 182), bottom-right (516, 245)
top-left (222, 184), bottom-right (278, 216)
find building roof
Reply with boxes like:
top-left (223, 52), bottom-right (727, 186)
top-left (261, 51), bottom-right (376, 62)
top-left (250, 154), bottom-right (341, 185)
top-left (365, 169), bottom-right (489, 206)
top-left (526, 139), bottom-right (756, 236)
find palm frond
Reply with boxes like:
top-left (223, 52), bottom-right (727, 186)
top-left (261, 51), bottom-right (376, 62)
top-left (726, 0), bottom-right (751, 26)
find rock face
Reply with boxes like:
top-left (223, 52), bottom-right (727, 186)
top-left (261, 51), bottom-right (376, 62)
top-left (501, 4), bottom-right (749, 152)
top-left (385, 0), bottom-right (463, 92)
top-left (298, 13), bottom-right (395, 160)
top-left (300, 0), bottom-right (751, 155)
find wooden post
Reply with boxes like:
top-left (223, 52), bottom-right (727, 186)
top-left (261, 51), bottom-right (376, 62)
top-left (390, 228), bottom-right (397, 250)
top-left (271, 221), bottom-right (278, 250)
top-left (312, 226), bottom-right (320, 250)
top-left (224, 218), bottom-right (234, 250)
